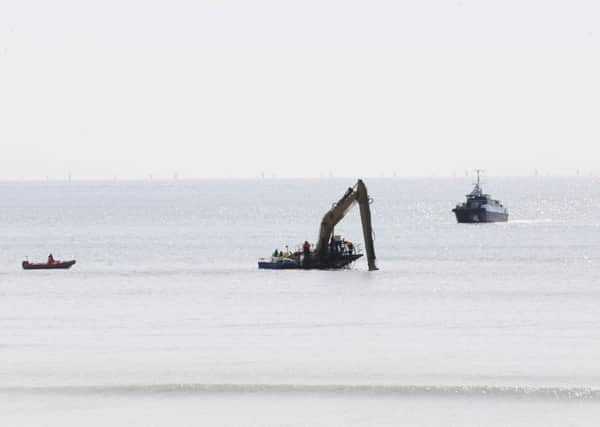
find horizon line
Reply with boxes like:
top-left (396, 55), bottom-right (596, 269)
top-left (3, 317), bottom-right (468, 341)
top-left (0, 173), bottom-right (597, 183)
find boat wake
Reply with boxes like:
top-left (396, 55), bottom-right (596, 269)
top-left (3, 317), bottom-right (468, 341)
top-left (4, 383), bottom-right (600, 400)
top-left (509, 219), bottom-right (558, 225)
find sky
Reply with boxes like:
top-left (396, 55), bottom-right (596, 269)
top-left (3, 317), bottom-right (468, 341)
top-left (1, 0), bottom-right (599, 179)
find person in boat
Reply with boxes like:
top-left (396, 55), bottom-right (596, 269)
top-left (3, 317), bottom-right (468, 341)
top-left (283, 245), bottom-right (290, 257)
top-left (346, 240), bottom-right (354, 255)
top-left (302, 241), bottom-right (311, 256)
top-left (47, 254), bottom-right (55, 265)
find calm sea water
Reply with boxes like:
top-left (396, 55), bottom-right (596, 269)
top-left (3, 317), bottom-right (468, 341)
top-left (2, 178), bottom-right (600, 426)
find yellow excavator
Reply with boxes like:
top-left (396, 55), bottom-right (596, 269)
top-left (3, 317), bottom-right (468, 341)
top-left (258, 179), bottom-right (378, 271)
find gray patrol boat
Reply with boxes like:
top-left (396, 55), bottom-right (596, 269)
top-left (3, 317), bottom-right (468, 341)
top-left (452, 170), bottom-right (508, 223)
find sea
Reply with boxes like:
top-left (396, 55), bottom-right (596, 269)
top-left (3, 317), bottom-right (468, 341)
top-left (2, 177), bottom-right (600, 426)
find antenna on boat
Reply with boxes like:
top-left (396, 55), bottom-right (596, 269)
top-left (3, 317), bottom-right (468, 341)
top-left (474, 169), bottom-right (484, 187)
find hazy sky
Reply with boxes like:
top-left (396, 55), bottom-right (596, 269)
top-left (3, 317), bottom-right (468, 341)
top-left (1, 0), bottom-right (599, 179)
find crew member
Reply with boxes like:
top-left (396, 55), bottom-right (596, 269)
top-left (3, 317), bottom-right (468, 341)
top-left (302, 241), bottom-right (310, 256)
top-left (47, 254), bottom-right (55, 264)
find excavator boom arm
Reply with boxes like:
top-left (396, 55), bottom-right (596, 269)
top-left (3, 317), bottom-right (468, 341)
top-left (357, 180), bottom-right (377, 271)
top-left (314, 179), bottom-right (377, 270)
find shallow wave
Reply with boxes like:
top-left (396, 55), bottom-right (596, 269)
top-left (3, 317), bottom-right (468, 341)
top-left (3, 383), bottom-right (600, 400)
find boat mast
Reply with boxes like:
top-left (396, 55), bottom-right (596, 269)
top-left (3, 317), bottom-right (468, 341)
top-left (473, 169), bottom-right (484, 195)
top-left (475, 169), bottom-right (482, 188)
top-left (467, 169), bottom-right (485, 197)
